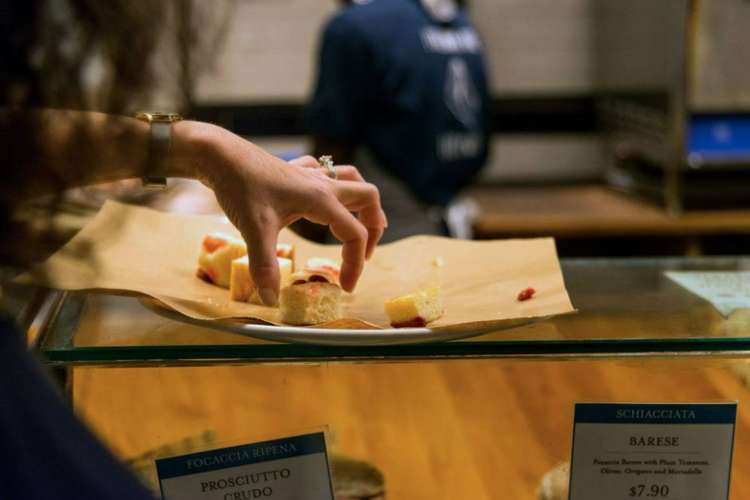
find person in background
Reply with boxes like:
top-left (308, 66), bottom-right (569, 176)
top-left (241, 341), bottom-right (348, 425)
top-left (0, 2), bottom-right (385, 498)
top-left (307, 0), bottom-right (491, 241)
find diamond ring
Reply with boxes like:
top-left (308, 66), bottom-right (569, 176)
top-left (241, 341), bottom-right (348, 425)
top-left (318, 155), bottom-right (336, 180)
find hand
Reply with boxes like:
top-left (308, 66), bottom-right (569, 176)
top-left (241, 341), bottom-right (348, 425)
top-left (178, 123), bottom-right (386, 305)
top-left (288, 155), bottom-right (386, 256)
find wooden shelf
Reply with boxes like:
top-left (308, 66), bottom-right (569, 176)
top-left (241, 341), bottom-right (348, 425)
top-left (471, 185), bottom-right (750, 238)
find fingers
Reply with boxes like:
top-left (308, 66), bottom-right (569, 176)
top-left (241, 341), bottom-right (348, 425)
top-left (312, 199), bottom-right (368, 292)
top-left (332, 165), bottom-right (388, 258)
top-left (331, 214), bottom-right (368, 292)
top-left (237, 211), bottom-right (282, 306)
top-left (289, 160), bottom-right (387, 285)
top-left (332, 179), bottom-right (387, 259)
top-left (330, 165), bottom-right (365, 182)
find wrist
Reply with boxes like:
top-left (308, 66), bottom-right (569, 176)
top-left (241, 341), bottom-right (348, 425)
top-left (168, 120), bottom-right (227, 182)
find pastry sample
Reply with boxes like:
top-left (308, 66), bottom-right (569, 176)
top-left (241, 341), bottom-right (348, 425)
top-left (230, 256), bottom-right (293, 304)
top-left (384, 287), bottom-right (444, 328)
top-left (196, 232), bottom-right (296, 288)
top-left (196, 233), bottom-right (247, 288)
top-left (279, 261), bottom-right (342, 325)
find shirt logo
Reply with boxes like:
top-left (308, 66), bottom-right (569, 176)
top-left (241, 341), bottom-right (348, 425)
top-left (421, 27), bottom-right (482, 54)
top-left (444, 57), bottom-right (480, 128)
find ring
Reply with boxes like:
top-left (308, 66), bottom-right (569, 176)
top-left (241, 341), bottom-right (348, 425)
top-left (318, 155), bottom-right (336, 180)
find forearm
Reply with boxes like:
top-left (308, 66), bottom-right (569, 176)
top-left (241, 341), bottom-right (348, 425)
top-left (0, 108), bottom-right (218, 201)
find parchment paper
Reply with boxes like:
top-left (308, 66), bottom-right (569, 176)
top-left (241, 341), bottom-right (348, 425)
top-left (20, 201), bottom-right (575, 329)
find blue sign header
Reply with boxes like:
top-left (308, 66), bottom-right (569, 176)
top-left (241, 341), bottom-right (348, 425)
top-left (575, 403), bottom-right (737, 425)
top-left (156, 432), bottom-right (327, 480)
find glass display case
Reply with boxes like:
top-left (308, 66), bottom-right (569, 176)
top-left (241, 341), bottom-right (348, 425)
top-left (10, 256), bottom-right (750, 499)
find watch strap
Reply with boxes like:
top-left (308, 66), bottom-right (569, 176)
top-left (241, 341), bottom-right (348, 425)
top-left (143, 120), bottom-right (171, 190)
top-left (135, 111), bottom-right (182, 190)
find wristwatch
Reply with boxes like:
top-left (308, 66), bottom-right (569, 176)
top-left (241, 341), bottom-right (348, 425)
top-left (134, 111), bottom-right (183, 190)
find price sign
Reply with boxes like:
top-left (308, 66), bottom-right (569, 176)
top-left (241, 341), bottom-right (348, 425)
top-left (155, 432), bottom-right (334, 500)
top-left (568, 403), bottom-right (737, 500)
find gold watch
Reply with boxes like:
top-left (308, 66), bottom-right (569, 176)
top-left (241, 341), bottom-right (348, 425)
top-left (134, 111), bottom-right (183, 190)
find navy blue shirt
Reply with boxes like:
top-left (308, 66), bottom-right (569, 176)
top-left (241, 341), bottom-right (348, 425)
top-left (0, 315), bottom-right (154, 499)
top-left (307, 0), bottom-right (491, 206)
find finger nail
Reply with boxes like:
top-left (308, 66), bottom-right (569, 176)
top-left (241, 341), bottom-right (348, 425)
top-left (259, 288), bottom-right (278, 307)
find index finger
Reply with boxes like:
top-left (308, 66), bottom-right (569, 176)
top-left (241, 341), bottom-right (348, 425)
top-left (237, 211), bottom-right (282, 306)
top-left (332, 179), bottom-right (387, 259)
top-left (313, 200), bottom-right (368, 292)
top-left (332, 166), bottom-right (387, 256)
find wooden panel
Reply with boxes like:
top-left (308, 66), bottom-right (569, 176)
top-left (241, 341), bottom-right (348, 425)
top-left (74, 358), bottom-right (750, 499)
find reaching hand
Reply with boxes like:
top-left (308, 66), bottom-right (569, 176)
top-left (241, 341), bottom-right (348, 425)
top-left (182, 124), bottom-right (386, 306)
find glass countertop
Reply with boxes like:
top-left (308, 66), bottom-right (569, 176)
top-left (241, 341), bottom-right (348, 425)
top-left (23, 257), bottom-right (750, 365)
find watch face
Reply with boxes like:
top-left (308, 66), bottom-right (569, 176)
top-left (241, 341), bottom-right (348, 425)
top-left (135, 111), bottom-right (183, 123)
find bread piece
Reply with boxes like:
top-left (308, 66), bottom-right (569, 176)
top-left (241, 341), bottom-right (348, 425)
top-left (196, 233), bottom-right (247, 288)
top-left (384, 287), bottom-right (443, 328)
top-left (280, 262), bottom-right (342, 325)
top-left (280, 281), bottom-right (342, 325)
top-left (196, 232), bottom-right (296, 288)
top-left (230, 256), bottom-right (293, 304)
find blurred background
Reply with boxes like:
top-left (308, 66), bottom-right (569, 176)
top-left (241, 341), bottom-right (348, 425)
top-left (45, 0), bottom-right (750, 257)
top-left (140, 0), bottom-right (750, 257)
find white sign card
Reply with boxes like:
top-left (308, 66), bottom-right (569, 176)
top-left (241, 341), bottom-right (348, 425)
top-left (666, 271), bottom-right (750, 317)
top-left (568, 403), bottom-right (737, 500)
top-left (155, 432), bottom-right (334, 500)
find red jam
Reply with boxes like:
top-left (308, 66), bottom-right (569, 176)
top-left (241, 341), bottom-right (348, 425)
top-left (202, 235), bottom-right (227, 253)
top-left (517, 287), bottom-right (536, 301)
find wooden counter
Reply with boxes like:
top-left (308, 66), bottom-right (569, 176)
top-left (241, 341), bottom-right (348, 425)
top-left (471, 185), bottom-right (750, 239)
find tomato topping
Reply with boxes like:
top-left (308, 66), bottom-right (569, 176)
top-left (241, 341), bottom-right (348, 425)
top-left (517, 287), bottom-right (536, 301)
top-left (202, 235), bottom-right (227, 253)
top-left (303, 267), bottom-right (339, 285)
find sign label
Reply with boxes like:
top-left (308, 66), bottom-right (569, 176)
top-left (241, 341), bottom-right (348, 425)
top-left (666, 271), bottom-right (750, 317)
top-left (568, 403), bottom-right (737, 500)
top-left (156, 432), bottom-right (334, 500)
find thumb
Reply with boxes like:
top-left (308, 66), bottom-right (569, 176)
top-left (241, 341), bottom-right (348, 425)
top-left (239, 214), bottom-right (281, 306)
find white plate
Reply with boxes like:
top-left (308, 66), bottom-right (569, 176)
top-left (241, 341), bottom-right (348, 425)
top-left (140, 298), bottom-right (541, 346)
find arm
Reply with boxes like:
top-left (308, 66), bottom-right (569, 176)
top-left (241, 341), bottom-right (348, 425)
top-left (0, 109), bottom-right (386, 304)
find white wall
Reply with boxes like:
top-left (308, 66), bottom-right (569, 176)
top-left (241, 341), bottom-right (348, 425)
top-left (195, 0), bottom-right (594, 102)
top-left (472, 0), bottom-right (593, 95)
top-left (196, 0), bottom-right (338, 103)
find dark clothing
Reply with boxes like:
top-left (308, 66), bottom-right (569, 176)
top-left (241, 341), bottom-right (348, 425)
top-left (307, 0), bottom-right (491, 207)
top-left (0, 315), bottom-right (154, 500)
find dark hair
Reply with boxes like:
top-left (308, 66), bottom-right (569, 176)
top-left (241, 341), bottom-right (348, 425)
top-left (0, 1), bottom-right (233, 267)
top-left (2, 1), bottom-right (164, 112)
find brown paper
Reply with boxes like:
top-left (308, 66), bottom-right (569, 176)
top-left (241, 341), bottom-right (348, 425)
top-left (21, 201), bottom-right (575, 329)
